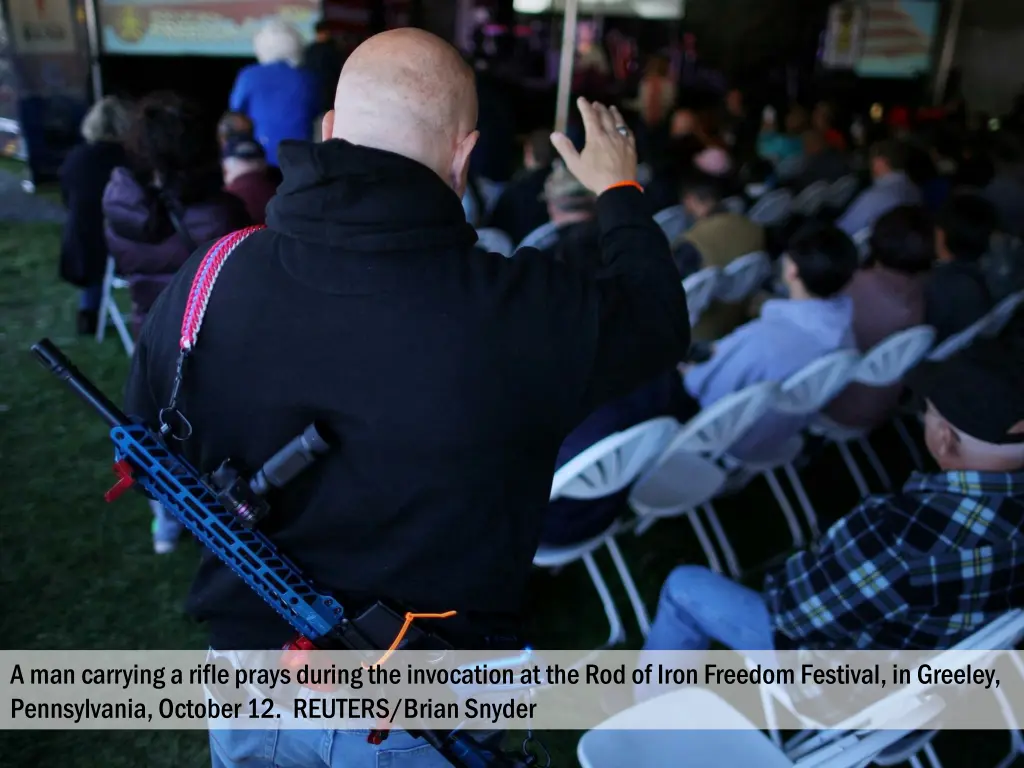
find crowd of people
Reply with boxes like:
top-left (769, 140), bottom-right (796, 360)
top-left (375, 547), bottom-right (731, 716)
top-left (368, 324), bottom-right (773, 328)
top-left (48, 19), bottom-right (1024, 768)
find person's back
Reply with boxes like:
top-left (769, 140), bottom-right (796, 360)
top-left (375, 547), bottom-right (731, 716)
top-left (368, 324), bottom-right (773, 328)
top-left (838, 139), bottom-right (921, 236)
top-left (826, 206), bottom-right (933, 430)
top-left (229, 21), bottom-right (319, 166)
top-left (684, 224), bottom-right (858, 459)
top-left (487, 130), bottom-right (554, 244)
top-left (126, 29), bottom-right (689, 671)
top-left (220, 132), bottom-right (278, 225)
top-left (926, 193), bottom-right (997, 341)
top-left (303, 21), bottom-right (344, 115)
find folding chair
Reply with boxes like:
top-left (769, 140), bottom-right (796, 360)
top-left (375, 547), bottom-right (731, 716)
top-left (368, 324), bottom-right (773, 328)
top-left (983, 289), bottom-right (1024, 338)
top-left (747, 189), bottom-right (793, 227)
top-left (629, 382), bottom-right (779, 578)
top-left (790, 181), bottom-right (830, 218)
top-left (96, 255), bottom-right (135, 357)
top-left (852, 227), bottom-right (872, 262)
top-left (474, 227), bottom-right (514, 257)
top-left (578, 687), bottom-right (909, 768)
top-left (813, 327), bottom-right (936, 496)
top-left (722, 195), bottom-right (747, 215)
top-left (682, 267), bottom-right (721, 328)
top-left (826, 174), bottom-right (860, 211)
top-left (927, 313), bottom-right (991, 361)
top-left (653, 205), bottom-right (689, 244)
top-left (516, 221), bottom-right (562, 252)
top-left (534, 417), bottom-right (679, 645)
top-left (714, 251), bottom-right (772, 304)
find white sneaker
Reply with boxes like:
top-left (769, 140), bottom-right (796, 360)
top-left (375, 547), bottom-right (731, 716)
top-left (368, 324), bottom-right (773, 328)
top-left (153, 539), bottom-right (177, 555)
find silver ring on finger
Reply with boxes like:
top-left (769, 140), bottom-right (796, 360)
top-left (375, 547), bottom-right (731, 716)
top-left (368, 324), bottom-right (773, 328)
top-left (615, 125), bottom-right (630, 138)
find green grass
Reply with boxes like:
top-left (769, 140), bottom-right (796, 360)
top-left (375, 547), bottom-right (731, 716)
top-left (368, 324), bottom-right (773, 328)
top-left (0, 220), bottom-right (1006, 767)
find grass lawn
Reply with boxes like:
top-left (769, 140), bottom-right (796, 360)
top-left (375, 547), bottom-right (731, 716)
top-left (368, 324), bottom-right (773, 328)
top-left (0, 220), bottom-right (1009, 767)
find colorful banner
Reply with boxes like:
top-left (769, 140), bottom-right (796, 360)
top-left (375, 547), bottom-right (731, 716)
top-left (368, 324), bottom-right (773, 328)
top-left (98, 0), bottom-right (319, 56)
top-left (855, 0), bottom-right (939, 79)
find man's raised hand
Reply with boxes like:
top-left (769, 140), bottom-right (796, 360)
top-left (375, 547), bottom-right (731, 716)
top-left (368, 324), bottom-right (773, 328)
top-left (550, 98), bottom-right (638, 195)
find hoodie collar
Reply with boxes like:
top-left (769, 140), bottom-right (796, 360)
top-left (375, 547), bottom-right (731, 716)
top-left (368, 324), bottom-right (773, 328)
top-left (266, 139), bottom-right (478, 252)
top-left (760, 295), bottom-right (854, 345)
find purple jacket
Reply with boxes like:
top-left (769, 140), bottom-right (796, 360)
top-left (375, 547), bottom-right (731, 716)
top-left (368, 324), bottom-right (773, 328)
top-left (103, 167), bottom-right (250, 335)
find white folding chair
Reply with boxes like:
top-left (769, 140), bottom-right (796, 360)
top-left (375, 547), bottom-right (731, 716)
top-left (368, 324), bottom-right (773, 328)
top-left (578, 687), bottom-right (898, 768)
top-left (927, 313), bottom-right (991, 361)
top-left (790, 181), bottom-right (830, 218)
top-left (714, 251), bottom-right (772, 304)
top-left (813, 327), bottom-right (936, 496)
top-left (983, 289), bottom-right (1024, 337)
top-left (747, 189), bottom-right (793, 227)
top-left (682, 267), bottom-right (721, 327)
top-left (516, 221), bottom-right (562, 252)
top-left (96, 255), bottom-right (135, 357)
top-left (852, 227), bottom-right (872, 262)
top-left (722, 195), bottom-right (747, 215)
top-left (827, 174), bottom-right (860, 211)
top-left (629, 382), bottom-right (779, 578)
top-left (474, 227), bottom-right (514, 257)
top-left (653, 205), bottom-right (689, 244)
top-left (534, 417), bottom-right (679, 645)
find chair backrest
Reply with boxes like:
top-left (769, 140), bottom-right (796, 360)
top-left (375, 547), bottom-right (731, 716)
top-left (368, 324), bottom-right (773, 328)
top-left (682, 267), bottom-right (721, 327)
top-left (516, 221), bottom-right (562, 252)
top-left (722, 195), bottom-right (747, 215)
top-left (927, 313), bottom-right (991, 361)
top-left (551, 417), bottom-right (679, 501)
top-left (106, 255), bottom-right (130, 289)
top-left (775, 154), bottom-right (806, 182)
top-left (747, 189), bottom-right (793, 226)
top-left (852, 228), bottom-right (872, 262)
top-left (853, 325), bottom-right (936, 387)
top-left (667, 381), bottom-right (779, 462)
top-left (715, 251), bottom-right (772, 304)
top-left (791, 180), bottom-right (830, 217)
top-left (653, 205), bottom-right (689, 243)
top-left (983, 288), bottom-right (1024, 337)
top-left (774, 349), bottom-right (863, 415)
top-left (827, 174), bottom-right (860, 210)
top-left (475, 227), bottom-right (514, 258)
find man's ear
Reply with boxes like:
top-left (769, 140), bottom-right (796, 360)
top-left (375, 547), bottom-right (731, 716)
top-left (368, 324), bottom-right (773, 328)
top-left (321, 110), bottom-right (335, 141)
top-left (932, 420), bottom-right (959, 461)
top-left (450, 130), bottom-right (480, 198)
top-left (782, 255), bottom-right (799, 285)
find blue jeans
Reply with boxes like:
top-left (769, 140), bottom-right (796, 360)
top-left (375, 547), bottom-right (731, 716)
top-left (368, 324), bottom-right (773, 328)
top-left (209, 728), bottom-right (460, 768)
top-left (637, 565), bottom-right (776, 701)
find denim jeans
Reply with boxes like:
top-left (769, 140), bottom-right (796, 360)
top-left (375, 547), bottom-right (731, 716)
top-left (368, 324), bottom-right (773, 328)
top-left (637, 565), bottom-right (776, 701)
top-left (209, 728), bottom-right (467, 768)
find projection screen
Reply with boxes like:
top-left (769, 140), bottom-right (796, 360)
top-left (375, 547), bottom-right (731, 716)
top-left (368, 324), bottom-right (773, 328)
top-left (98, 0), bottom-right (319, 56)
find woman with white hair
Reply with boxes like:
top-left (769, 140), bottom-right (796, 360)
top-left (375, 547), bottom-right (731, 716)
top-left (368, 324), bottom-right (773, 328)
top-left (228, 19), bottom-right (319, 166)
top-left (58, 96), bottom-right (131, 334)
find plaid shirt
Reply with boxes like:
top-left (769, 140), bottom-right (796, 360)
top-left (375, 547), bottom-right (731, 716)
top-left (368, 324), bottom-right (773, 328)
top-left (764, 470), bottom-right (1024, 650)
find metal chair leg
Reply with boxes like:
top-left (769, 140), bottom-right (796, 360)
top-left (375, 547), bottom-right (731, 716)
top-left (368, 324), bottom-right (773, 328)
top-left (763, 469), bottom-right (805, 548)
top-left (96, 258), bottom-right (113, 344)
top-left (783, 462), bottom-right (820, 539)
top-left (921, 741), bottom-right (943, 768)
top-left (686, 508), bottom-right (723, 575)
top-left (857, 437), bottom-right (891, 490)
top-left (582, 551), bottom-right (626, 648)
top-left (701, 502), bottom-right (742, 579)
top-left (836, 440), bottom-right (871, 497)
top-left (605, 537), bottom-right (651, 638)
top-left (894, 416), bottom-right (925, 471)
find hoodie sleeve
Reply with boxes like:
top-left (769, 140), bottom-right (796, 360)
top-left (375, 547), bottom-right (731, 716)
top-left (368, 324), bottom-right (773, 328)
top-left (229, 68), bottom-right (251, 114)
top-left (578, 185), bottom-right (691, 413)
top-left (684, 320), bottom-right (761, 404)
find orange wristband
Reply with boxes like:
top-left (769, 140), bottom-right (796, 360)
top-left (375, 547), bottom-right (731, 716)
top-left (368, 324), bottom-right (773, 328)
top-left (602, 180), bottom-right (644, 194)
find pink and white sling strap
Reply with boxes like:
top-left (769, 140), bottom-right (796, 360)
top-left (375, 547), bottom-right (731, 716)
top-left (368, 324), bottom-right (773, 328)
top-left (158, 225), bottom-right (266, 438)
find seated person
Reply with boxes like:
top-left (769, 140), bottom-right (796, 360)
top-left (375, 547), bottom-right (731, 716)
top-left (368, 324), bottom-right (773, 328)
top-left (838, 139), bottom-right (922, 237)
top-left (537, 163), bottom-right (601, 266)
top-left (926, 193), bottom-right (998, 341)
top-left (826, 206), bottom-right (934, 430)
top-left (793, 129), bottom-right (848, 191)
top-left (672, 172), bottom-right (765, 341)
top-left (221, 130), bottom-right (279, 225)
top-left (681, 223), bottom-right (858, 460)
top-left (542, 370), bottom-right (688, 546)
top-left (641, 339), bottom-right (1024, 669)
top-left (488, 130), bottom-right (555, 245)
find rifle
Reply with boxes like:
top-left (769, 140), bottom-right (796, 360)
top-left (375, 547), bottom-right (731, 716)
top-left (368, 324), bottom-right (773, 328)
top-left (31, 339), bottom-right (543, 768)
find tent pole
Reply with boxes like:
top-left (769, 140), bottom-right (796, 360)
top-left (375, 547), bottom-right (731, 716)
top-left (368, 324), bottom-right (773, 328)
top-left (554, 0), bottom-right (580, 134)
top-left (933, 0), bottom-right (964, 105)
top-left (83, 0), bottom-right (104, 102)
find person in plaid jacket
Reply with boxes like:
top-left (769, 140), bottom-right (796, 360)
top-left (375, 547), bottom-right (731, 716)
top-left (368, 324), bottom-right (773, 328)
top-left (640, 337), bottom-right (1024, 679)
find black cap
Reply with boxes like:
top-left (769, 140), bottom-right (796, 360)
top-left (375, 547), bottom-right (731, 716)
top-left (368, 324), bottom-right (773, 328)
top-left (906, 338), bottom-right (1024, 445)
top-left (222, 134), bottom-right (266, 161)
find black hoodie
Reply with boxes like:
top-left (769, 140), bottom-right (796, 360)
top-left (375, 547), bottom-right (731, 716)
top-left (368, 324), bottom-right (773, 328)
top-left (126, 139), bottom-right (689, 649)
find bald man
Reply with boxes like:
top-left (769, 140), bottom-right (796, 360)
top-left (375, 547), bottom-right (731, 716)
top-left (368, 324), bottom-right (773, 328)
top-left (127, 29), bottom-right (688, 767)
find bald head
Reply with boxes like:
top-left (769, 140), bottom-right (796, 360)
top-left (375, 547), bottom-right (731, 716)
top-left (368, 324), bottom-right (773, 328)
top-left (324, 29), bottom-right (479, 195)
